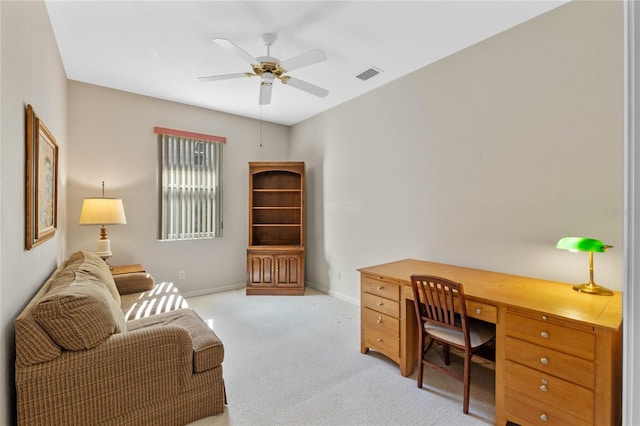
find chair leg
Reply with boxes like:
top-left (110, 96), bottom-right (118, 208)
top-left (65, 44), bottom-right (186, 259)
top-left (443, 343), bottom-right (450, 365)
top-left (417, 333), bottom-right (424, 388)
top-left (462, 352), bottom-right (472, 414)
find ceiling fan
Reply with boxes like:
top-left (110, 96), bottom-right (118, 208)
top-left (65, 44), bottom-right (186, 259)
top-left (199, 33), bottom-right (329, 105)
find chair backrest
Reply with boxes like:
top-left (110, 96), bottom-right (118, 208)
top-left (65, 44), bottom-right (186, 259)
top-left (411, 275), bottom-right (470, 346)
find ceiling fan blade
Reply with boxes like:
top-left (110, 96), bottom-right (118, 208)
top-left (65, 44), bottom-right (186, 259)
top-left (213, 38), bottom-right (259, 65)
top-left (198, 73), bottom-right (253, 82)
top-left (279, 49), bottom-right (327, 72)
top-left (282, 77), bottom-right (329, 98)
top-left (259, 82), bottom-right (272, 105)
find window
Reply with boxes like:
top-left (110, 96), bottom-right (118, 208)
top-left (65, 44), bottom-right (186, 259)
top-left (155, 127), bottom-right (225, 241)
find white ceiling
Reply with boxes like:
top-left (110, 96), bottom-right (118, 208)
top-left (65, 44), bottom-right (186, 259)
top-left (45, 0), bottom-right (568, 126)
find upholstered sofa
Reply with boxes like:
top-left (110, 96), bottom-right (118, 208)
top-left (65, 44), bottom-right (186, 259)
top-left (15, 250), bottom-right (225, 425)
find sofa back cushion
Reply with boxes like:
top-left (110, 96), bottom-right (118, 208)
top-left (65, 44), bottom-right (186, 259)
top-left (33, 271), bottom-right (127, 350)
top-left (15, 256), bottom-right (77, 367)
top-left (77, 251), bottom-right (121, 305)
top-left (55, 250), bottom-right (121, 305)
top-left (14, 280), bottom-right (64, 366)
top-left (15, 251), bottom-right (127, 366)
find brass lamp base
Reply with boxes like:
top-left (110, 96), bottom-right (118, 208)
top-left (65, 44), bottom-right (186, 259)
top-left (572, 282), bottom-right (613, 296)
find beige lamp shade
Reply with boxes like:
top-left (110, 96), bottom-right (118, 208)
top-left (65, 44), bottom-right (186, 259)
top-left (79, 198), bottom-right (127, 225)
top-left (79, 197), bottom-right (126, 261)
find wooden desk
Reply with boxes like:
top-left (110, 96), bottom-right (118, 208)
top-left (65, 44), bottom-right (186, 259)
top-left (358, 259), bottom-right (622, 426)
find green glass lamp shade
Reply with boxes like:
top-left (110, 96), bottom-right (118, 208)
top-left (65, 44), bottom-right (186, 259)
top-left (556, 237), bottom-right (607, 253)
top-left (556, 236), bottom-right (613, 296)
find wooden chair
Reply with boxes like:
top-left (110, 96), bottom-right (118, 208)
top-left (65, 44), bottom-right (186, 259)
top-left (410, 274), bottom-right (496, 414)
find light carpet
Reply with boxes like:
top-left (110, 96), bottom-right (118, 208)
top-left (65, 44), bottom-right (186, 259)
top-left (186, 287), bottom-right (495, 425)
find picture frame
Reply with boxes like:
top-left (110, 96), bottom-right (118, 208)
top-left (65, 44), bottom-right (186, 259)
top-left (25, 104), bottom-right (58, 249)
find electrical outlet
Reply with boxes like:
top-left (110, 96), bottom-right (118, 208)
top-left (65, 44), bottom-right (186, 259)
top-left (179, 271), bottom-right (185, 280)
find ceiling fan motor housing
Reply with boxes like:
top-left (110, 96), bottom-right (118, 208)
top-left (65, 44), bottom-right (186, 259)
top-left (252, 59), bottom-right (285, 79)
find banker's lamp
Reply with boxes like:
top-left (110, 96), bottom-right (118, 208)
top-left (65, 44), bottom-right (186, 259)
top-left (79, 182), bottom-right (127, 261)
top-left (556, 237), bottom-right (613, 296)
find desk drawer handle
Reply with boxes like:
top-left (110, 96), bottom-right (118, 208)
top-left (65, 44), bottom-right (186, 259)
top-left (542, 315), bottom-right (548, 321)
top-left (377, 316), bottom-right (383, 324)
top-left (541, 331), bottom-right (549, 338)
top-left (377, 302), bottom-right (383, 307)
top-left (377, 286), bottom-right (384, 291)
top-left (475, 308), bottom-right (482, 314)
top-left (540, 357), bottom-right (549, 365)
top-left (540, 378), bottom-right (549, 392)
top-left (540, 414), bottom-right (548, 422)
top-left (376, 338), bottom-right (383, 342)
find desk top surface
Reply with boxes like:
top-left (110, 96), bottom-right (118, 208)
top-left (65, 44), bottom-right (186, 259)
top-left (358, 258), bottom-right (622, 330)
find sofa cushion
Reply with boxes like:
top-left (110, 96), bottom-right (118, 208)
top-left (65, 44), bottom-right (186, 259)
top-left (33, 272), bottom-right (127, 351)
top-left (14, 313), bottom-right (62, 367)
top-left (128, 309), bottom-right (224, 372)
top-left (49, 250), bottom-right (121, 305)
top-left (75, 250), bottom-right (121, 305)
top-left (113, 272), bottom-right (155, 295)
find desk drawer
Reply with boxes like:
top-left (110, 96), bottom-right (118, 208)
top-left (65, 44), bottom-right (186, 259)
top-left (362, 275), bottom-right (400, 301)
top-left (506, 310), bottom-right (595, 360)
top-left (363, 329), bottom-right (399, 359)
top-left (411, 288), bottom-right (497, 324)
top-left (505, 360), bottom-right (593, 421)
top-left (505, 388), bottom-right (591, 426)
top-left (362, 308), bottom-right (399, 338)
top-left (466, 300), bottom-right (497, 323)
top-left (505, 336), bottom-right (594, 389)
top-left (362, 292), bottom-right (400, 318)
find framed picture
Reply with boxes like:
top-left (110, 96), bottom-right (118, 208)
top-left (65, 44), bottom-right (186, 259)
top-left (25, 104), bottom-right (58, 249)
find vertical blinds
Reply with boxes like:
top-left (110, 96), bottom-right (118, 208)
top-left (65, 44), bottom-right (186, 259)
top-left (157, 132), bottom-right (223, 240)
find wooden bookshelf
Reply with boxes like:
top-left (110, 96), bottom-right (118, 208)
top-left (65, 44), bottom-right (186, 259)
top-left (247, 162), bottom-right (305, 295)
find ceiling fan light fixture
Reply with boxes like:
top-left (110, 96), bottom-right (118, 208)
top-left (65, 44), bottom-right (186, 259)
top-left (263, 72), bottom-right (275, 83)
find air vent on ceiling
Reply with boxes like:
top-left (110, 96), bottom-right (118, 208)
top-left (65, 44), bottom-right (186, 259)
top-left (356, 67), bottom-right (382, 81)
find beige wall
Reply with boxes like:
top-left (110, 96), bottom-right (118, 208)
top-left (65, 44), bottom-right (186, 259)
top-left (66, 82), bottom-right (290, 294)
top-left (624, 2), bottom-right (640, 422)
top-left (292, 0), bottom-right (624, 303)
top-left (0, 1), bottom-right (68, 424)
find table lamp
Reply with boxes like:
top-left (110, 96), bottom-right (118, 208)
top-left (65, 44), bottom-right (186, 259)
top-left (556, 237), bottom-right (613, 295)
top-left (79, 182), bottom-right (127, 261)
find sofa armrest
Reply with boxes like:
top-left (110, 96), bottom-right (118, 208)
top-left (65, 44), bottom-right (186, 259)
top-left (113, 272), bottom-right (155, 295)
top-left (129, 309), bottom-right (224, 372)
top-left (16, 325), bottom-right (195, 425)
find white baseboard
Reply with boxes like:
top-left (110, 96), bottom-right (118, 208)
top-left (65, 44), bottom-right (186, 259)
top-left (182, 281), bottom-right (361, 307)
top-left (306, 282), bottom-right (360, 306)
top-left (182, 283), bottom-right (245, 298)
